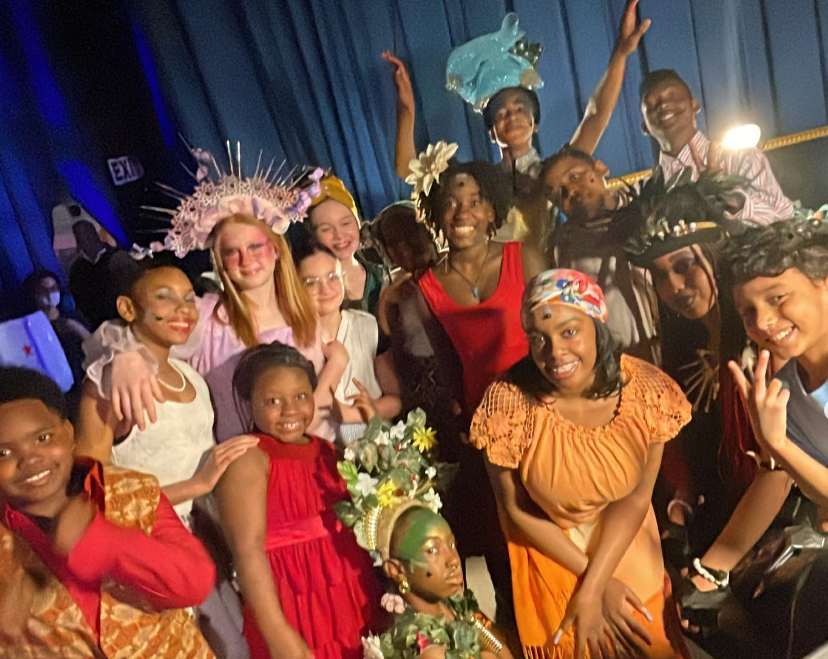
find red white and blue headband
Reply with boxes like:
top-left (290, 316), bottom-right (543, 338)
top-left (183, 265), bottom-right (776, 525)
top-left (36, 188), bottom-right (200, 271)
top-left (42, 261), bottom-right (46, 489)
top-left (522, 269), bottom-right (609, 326)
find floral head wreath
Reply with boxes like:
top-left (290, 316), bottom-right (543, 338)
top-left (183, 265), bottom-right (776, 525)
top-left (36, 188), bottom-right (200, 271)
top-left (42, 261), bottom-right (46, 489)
top-left (141, 140), bottom-right (323, 257)
top-left (334, 409), bottom-right (455, 563)
top-left (446, 13), bottom-right (543, 112)
top-left (621, 168), bottom-right (749, 267)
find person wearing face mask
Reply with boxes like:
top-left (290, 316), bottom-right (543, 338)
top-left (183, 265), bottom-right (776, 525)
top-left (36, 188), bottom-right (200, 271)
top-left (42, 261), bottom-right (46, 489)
top-left (639, 69), bottom-right (793, 226)
top-left (23, 269), bottom-right (90, 402)
top-left (308, 176), bottom-right (386, 316)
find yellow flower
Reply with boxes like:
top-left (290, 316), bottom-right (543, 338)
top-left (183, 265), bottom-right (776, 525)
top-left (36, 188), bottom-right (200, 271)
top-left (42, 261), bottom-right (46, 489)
top-left (412, 426), bottom-right (437, 453)
top-left (376, 480), bottom-right (399, 508)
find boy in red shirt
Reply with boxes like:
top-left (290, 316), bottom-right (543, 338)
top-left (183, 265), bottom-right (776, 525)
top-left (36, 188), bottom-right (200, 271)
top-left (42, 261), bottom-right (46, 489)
top-left (0, 366), bottom-right (216, 658)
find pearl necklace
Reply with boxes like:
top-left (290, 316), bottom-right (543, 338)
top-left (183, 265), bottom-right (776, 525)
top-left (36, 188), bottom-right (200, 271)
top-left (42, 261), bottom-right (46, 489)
top-left (158, 361), bottom-right (187, 392)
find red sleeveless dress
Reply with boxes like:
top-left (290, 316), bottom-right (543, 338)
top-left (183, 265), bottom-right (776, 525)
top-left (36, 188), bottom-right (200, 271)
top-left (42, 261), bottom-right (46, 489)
top-left (243, 434), bottom-right (384, 659)
top-left (419, 241), bottom-right (530, 412)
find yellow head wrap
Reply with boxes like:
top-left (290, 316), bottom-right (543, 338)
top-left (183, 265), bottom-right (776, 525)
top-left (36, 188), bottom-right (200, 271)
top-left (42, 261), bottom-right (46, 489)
top-left (310, 175), bottom-right (361, 227)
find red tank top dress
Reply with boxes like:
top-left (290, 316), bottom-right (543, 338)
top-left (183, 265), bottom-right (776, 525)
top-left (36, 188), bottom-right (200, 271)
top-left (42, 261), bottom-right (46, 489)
top-left (419, 241), bottom-right (530, 412)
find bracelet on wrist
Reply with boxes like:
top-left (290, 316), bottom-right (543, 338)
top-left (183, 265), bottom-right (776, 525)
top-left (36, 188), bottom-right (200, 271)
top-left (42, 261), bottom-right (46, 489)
top-left (692, 558), bottom-right (729, 589)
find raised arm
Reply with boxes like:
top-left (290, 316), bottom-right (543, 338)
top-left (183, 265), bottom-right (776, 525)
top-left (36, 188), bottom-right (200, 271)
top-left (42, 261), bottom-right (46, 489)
top-left (569, 0), bottom-right (650, 155)
top-left (217, 449), bottom-right (313, 659)
top-left (383, 51), bottom-right (417, 179)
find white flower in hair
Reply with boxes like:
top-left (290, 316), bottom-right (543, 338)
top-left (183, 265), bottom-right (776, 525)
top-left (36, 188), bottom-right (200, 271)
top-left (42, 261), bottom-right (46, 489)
top-left (362, 635), bottom-right (384, 659)
top-left (406, 141), bottom-right (459, 198)
top-left (423, 488), bottom-right (442, 513)
top-left (355, 473), bottom-right (379, 497)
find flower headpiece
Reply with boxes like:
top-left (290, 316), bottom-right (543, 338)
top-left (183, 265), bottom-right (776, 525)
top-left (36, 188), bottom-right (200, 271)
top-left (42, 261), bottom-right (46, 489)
top-left (406, 141), bottom-right (458, 226)
top-left (143, 141), bottom-right (323, 257)
top-left (522, 269), bottom-right (609, 326)
top-left (621, 168), bottom-right (748, 267)
top-left (446, 13), bottom-right (543, 112)
top-left (334, 409), bottom-right (455, 563)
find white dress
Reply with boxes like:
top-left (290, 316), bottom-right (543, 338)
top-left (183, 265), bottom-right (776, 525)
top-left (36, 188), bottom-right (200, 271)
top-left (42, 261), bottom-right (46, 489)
top-left (111, 359), bottom-right (215, 521)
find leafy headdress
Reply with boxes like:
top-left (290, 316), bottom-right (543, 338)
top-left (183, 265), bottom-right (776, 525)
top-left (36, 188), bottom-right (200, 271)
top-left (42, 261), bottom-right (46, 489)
top-left (335, 409), bottom-right (455, 563)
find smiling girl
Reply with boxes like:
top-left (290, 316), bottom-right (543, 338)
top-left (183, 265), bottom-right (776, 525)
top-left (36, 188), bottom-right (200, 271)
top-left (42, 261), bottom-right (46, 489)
top-left (309, 176), bottom-right (385, 316)
top-left (296, 245), bottom-right (401, 436)
top-left (471, 269), bottom-right (691, 659)
top-left (217, 342), bottom-right (383, 659)
top-left (75, 259), bottom-right (258, 523)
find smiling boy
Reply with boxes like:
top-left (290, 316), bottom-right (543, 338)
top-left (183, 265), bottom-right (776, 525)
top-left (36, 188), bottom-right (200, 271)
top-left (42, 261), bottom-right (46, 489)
top-left (0, 366), bottom-right (216, 657)
top-left (640, 69), bottom-right (793, 225)
top-left (725, 218), bottom-right (828, 508)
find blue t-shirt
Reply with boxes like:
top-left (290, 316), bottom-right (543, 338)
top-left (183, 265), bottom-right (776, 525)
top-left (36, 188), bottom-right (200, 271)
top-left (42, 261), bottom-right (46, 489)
top-left (775, 359), bottom-right (828, 468)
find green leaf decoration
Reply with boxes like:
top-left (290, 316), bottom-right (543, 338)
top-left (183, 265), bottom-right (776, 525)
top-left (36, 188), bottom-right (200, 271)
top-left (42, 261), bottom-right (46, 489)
top-left (359, 441), bottom-right (380, 473)
top-left (337, 460), bottom-right (358, 483)
top-left (332, 500), bottom-right (360, 527)
top-left (377, 590), bottom-right (484, 659)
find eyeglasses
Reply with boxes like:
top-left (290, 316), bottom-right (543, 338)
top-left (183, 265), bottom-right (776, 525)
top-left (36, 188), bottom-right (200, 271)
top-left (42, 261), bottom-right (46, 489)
top-left (301, 271), bottom-right (342, 292)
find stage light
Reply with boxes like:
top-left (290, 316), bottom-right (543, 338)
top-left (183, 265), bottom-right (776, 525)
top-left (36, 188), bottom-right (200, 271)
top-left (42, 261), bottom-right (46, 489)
top-left (722, 123), bottom-right (761, 150)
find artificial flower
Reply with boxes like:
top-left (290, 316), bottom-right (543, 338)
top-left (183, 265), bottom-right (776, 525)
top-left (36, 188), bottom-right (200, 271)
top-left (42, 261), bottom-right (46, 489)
top-left (376, 480), bottom-right (399, 508)
top-left (406, 141), bottom-right (458, 198)
top-left (389, 421), bottom-right (406, 442)
top-left (423, 488), bottom-right (442, 512)
top-left (362, 634), bottom-right (385, 659)
top-left (355, 473), bottom-right (379, 497)
top-left (425, 466), bottom-right (437, 480)
top-left (381, 593), bottom-right (407, 614)
top-left (416, 633), bottom-right (432, 652)
top-left (412, 426), bottom-right (437, 453)
top-left (344, 445), bottom-right (356, 462)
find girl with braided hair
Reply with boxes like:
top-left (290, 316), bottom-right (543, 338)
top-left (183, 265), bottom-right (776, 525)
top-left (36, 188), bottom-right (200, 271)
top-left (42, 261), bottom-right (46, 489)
top-left (217, 342), bottom-right (385, 659)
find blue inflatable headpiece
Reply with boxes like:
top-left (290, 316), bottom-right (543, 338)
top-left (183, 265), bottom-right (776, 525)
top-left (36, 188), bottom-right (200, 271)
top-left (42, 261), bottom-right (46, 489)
top-left (445, 13), bottom-right (543, 112)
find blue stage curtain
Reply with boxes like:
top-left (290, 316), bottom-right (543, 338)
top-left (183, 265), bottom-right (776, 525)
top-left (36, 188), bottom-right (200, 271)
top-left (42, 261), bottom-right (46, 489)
top-left (3, 0), bottom-right (828, 293)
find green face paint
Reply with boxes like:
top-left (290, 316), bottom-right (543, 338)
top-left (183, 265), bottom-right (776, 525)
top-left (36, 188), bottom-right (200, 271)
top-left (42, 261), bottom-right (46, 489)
top-left (396, 508), bottom-right (448, 570)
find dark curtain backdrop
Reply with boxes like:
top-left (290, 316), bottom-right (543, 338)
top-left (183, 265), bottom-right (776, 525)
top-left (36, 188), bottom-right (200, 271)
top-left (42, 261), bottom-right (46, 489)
top-left (2, 0), bottom-right (828, 295)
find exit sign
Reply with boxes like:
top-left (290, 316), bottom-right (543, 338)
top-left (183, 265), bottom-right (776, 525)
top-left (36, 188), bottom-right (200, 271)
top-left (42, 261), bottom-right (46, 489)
top-left (107, 155), bottom-right (144, 186)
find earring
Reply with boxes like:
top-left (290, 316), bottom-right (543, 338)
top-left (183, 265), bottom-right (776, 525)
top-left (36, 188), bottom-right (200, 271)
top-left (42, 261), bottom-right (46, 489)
top-left (398, 579), bottom-right (410, 595)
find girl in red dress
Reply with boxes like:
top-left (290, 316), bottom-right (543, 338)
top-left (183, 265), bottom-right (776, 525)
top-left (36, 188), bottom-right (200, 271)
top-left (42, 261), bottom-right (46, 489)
top-left (217, 342), bottom-right (384, 659)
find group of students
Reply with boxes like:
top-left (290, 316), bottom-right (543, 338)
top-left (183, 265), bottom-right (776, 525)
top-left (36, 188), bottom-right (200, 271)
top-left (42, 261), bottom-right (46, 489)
top-left (3, 2), bottom-right (828, 659)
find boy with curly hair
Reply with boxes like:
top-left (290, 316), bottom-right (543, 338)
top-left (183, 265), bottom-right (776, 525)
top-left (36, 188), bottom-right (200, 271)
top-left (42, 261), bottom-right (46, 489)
top-left (725, 216), bottom-right (828, 508)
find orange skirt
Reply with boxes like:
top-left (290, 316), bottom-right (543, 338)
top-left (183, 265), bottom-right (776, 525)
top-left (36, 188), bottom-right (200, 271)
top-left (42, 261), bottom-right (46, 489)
top-left (509, 542), bottom-right (689, 659)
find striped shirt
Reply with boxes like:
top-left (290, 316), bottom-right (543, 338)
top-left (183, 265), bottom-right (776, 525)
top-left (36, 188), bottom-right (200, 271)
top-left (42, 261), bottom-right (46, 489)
top-left (658, 131), bottom-right (794, 225)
